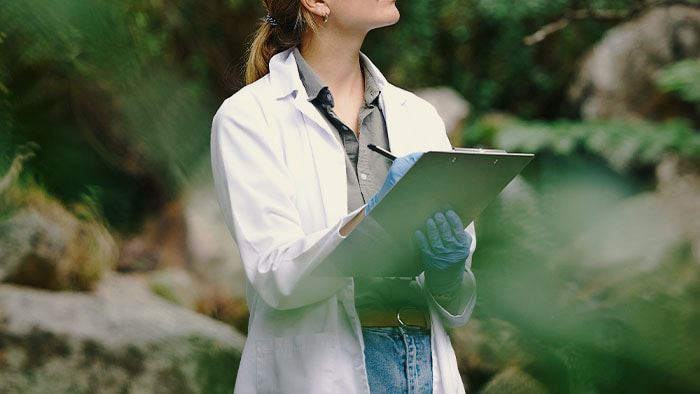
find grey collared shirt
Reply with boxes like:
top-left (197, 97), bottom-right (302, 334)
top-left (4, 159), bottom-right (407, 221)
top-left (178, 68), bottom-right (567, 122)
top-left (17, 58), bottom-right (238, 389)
top-left (293, 46), bottom-right (391, 212)
top-left (293, 46), bottom-right (426, 310)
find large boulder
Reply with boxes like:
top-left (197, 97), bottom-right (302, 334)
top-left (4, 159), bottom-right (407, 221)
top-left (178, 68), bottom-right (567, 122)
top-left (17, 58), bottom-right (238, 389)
top-left (0, 195), bottom-right (117, 292)
top-left (568, 5), bottom-right (700, 120)
top-left (0, 272), bottom-right (245, 394)
top-left (145, 267), bottom-right (251, 335)
top-left (0, 147), bottom-right (117, 291)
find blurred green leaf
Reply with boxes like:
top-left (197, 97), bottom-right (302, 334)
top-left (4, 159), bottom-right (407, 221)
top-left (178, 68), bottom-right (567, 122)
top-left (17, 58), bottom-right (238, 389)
top-left (655, 59), bottom-right (700, 106)
top-left (466, 116), bottom-right (700, 171)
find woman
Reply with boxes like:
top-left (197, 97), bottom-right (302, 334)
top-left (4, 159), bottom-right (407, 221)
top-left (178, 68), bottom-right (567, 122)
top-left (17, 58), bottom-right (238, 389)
top-left (210, 0), bottom-right (477, 392)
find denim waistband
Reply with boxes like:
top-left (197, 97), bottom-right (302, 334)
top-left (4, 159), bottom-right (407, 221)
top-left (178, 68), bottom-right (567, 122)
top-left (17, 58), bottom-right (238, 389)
top-left (361, 325), bottom-right (430, 335)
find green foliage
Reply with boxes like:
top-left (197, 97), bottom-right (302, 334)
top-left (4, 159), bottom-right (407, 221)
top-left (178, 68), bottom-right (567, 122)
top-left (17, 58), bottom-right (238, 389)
top-left (2, 0), bottom-right (215, 183)
top-left (364, 0), bottom-right (643, 117)
top-left (0, 0), bottom-right (229, 232)
top-left (191, 337), bottom-right (240, 394)
top-left (469, 153), bottom-right (700, 392)
top-left (465, 116), bottom-right (700, 171)
top-left (655, 59), bottom-right (700, 106)
top-left (0, 33), bottom-right (13, 172)
top-left (149, 280), bottom-right (180, 305)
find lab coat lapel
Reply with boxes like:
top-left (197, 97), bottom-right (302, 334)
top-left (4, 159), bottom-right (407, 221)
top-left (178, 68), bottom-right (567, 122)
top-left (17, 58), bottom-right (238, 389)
top-left (380, 86), bottom-right (410, 156)
top-left (291, 92), bottom-right (347, 225)
top-left (270, 48), bottom-right (347, 225)
top-left (357, 51), bottom-right (410, 156)
top-left (293, 92), bottom-right (336, 142)
top-left (270, 47), bottom-right (339, 142)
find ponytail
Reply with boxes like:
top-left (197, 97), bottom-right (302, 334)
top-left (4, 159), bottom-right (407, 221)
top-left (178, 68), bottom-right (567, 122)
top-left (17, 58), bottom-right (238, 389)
top-left (244, 1), bottom-right (320, 85)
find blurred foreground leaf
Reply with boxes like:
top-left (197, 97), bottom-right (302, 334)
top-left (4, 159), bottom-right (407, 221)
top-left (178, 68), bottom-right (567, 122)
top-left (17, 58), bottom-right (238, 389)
top-left (466, 116), bottom-right (700, 171)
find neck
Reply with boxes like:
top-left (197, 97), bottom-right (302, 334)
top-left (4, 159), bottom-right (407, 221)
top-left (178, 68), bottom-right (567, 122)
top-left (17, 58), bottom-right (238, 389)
top-left (300, 28), bottom-right (367, 104)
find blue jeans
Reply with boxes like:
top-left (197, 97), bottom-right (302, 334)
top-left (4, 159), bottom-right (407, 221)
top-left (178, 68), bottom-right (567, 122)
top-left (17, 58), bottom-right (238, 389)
top-left (362, 326), bottom-right (433, 393)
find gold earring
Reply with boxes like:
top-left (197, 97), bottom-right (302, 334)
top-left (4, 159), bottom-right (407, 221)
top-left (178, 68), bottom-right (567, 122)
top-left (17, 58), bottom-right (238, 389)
top-left (323, 10), bottom-right (329, 23)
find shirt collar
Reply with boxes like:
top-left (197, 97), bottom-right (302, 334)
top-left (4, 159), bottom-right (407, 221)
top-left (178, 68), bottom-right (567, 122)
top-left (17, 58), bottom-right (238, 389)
top-left (292, 46), bottom-right (327, 103)
top-left (292, 45), bottom-right (381, 108)
top-left (360, 54), bottom-right (381, 106)
top-left (268, 47), bottom-right (408, 108)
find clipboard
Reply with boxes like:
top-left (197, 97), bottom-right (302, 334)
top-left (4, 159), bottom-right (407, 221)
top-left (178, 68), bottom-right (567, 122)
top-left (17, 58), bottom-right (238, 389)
top-left (312, 149), bottom-right (534, 277)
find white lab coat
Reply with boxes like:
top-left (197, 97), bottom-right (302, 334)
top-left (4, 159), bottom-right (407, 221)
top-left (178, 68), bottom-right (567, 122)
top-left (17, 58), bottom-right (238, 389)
top-left (210, 46), bottom-right (477, 394)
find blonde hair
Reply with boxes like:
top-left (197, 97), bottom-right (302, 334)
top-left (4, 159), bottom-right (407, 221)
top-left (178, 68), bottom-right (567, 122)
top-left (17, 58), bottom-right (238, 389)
top-left (244, 1), bottom-right (320, 85)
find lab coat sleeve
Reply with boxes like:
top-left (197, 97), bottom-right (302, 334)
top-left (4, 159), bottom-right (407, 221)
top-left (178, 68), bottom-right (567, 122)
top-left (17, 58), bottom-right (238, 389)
top-left (210, 93), bottom-right (355, 311)
top-left (416, 101), bottom-right (478, 328)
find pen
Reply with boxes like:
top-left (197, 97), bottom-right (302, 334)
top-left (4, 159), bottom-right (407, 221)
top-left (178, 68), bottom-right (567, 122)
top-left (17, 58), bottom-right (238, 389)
top-left (367, 144), bottom-right (397, 161)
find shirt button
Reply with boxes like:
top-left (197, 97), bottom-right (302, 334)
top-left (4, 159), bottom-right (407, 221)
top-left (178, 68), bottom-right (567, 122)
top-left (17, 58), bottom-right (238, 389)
top-left (360, 173), bottom-right (368, 181)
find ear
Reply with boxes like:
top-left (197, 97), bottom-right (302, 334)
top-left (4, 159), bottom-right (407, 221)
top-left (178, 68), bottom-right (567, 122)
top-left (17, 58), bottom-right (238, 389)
top-left (299, 0), bottom-right (329, 19)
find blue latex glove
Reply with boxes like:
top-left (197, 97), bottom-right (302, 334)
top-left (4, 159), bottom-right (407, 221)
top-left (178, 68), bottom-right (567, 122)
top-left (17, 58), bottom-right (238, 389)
top-left (414, 210), bottom-right (472, 295)
top-left (365, 152), bottom-right (424, 216)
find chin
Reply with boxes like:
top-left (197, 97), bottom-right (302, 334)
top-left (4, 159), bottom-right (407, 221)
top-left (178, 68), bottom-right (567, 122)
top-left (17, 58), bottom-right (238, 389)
top-left (389, 9), bottom-right (400, 24)
top-left (379, 8), bottom-right (400, 27)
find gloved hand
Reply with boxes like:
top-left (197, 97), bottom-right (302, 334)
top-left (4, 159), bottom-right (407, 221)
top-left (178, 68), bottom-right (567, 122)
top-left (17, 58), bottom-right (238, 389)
top-left (414, 210), bottom-right (472, 295)
top-left (365, 152), bottom-right (424, 216)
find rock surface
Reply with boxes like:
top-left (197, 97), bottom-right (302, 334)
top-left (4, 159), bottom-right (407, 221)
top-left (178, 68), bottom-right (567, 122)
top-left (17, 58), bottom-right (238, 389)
top-left (568, 5), bottom-right (700, 121)
top-left (184, 188), bottom-right (246, 298)
top-left (416, 86), bottom-right (471, 146)
top-left (0, 199), bottom-right (117, 291)
top-left (0, 272), bottom-right (245, 393)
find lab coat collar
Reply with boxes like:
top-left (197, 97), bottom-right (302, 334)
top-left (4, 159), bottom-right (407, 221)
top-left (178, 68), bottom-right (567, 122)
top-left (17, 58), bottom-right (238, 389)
top-left (269, 47), bottom-right (412, 157)
top-left (269, 47), bottom-right (341, 151)
top-left (268, 46), bottom-right (409, 107)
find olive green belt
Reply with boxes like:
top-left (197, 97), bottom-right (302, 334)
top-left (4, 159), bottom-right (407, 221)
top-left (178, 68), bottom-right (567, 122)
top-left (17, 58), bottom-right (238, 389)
top-left (357, 306), bottom-right (431, 330)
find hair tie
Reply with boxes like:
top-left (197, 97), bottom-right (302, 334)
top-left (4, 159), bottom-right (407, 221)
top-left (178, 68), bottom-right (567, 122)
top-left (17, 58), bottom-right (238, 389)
top-left (265, 13), bottom-right (279, 26)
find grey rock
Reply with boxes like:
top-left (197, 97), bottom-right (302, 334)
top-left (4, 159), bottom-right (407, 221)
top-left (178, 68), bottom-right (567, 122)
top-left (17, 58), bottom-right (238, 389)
top-left (568, 5), bottom-right (700, 120)
top-left (0, 209), bottom-right (68, 283)
top-left (0, 203), bottom-right (116, 291)
top-left (148, 267), bottom-right (201, 309)
top-left (0, 272), bottom-right (245, 394)
top-left (184, 188), bottom-right (246, 298)
top-left (415, 86), bottom-right (471, 145)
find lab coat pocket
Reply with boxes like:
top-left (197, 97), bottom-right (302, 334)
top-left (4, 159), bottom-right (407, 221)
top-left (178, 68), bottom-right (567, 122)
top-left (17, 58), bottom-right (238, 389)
top-left (255, 332), bottom-right (337, 394)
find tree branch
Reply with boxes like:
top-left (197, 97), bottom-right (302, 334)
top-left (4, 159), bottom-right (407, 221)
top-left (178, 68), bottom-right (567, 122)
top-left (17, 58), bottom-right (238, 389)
top-left (524, 0), bottom-right (700, 46)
